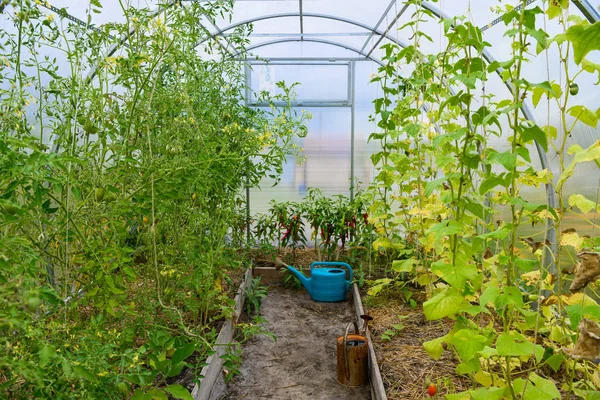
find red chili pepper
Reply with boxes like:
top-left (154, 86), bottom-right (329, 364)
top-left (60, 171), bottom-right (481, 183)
top-left (363, 213), bottom-right (369, 225)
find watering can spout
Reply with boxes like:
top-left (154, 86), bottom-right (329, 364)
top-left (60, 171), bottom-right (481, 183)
top-left (275, 258), bottom-right (312, 294)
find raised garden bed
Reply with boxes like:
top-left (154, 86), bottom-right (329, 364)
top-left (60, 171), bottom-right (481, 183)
top-left (198, 264), bottom-right (387, 399)
top-left (190, 268), bottom-right (253, 400)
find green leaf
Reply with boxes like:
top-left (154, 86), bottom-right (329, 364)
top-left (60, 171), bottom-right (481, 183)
top-left (450, 329), bottom-right (488, 361)
top-left (367, 278), bottom-right (392, 297)
top-left (423, 335), bottom-right (448, 360)
top-left (544, 354), bottom-right (566, 372)
top-left (143, 389), bottom-right (169, 400)
top-left (39, 345), bottom-right (55, 367)
top-left (573, 389), bottom-right (600, 400)
top-left (164, 384), bottom-right (194, 400)
top-left (423, 287), bottom-right (468, 320)
top-left (496, 333), bottom-right (543, 361)
top-left (521, 124), bottom-right (548, 151)
top-left (427, 220), bottom-right (464, 242)
top-left (456, 358), bottom-right (480, 374)
top-left (566, 303), bottom-right (600, 330)
top-left (73, 366), bottom-right (99, 383)
top-left (446, 393), bottom-right (471, 400)
top-left (470, 387), bottom-right (506, 400)
top-left (557, 140), bottom-right (600, 190)
top-left (566, 21), bottom-right (600, 64)
top-left (479, 286), bottom-right (500, 309)
top-left (513, 373), bottom-right (561, 400)
top-left (569, 193), bottom-right (599, 213)
top-left (431, 261), bottom-right (479, 290)
top-left (172, 343), bottom-right (196, 365)
top-left (425, 177), bottom-right (448, 196)
top-left (582, 59), bottom-right (600, 84)
top-left (568, 105), bottom-right (599, 128)
top-left (488, 150), bottom-right (517, 171)
top-left (392, 258), bottom-right (417, 273)
top-left (479, 174), bottom-right (507, 195)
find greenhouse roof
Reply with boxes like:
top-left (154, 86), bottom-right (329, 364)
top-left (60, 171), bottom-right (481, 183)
top-left (32, 0), bottom-right (600, 67)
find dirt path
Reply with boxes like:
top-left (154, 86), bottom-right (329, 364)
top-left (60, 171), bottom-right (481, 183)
top-left (210, 286), bottom-right (371, 400)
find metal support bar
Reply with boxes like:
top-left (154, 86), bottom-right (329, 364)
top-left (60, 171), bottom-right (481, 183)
top-left (243, 38), bottom-right (386, 67)
top-left (365, 3), bottom-right (409, 58)
top-left (299, 0), bottom-right (304, 41)
top-left (37, 2), bottom-right (124, 44)
top-left (238, 57), bottom-right (371, 63)
top-left (350, 61), bottom-right (356, 201)
top-left (206, 17), bottom-right (239, 57)
top-left (225, 32), bottom-right (372, 38)
top-left (199, 12), bottom-right (409, 49)
top-left (360, 0), bottom-right (397, 53)
top-left (480, 0), bottom-right (536, 32)
top-left (573, 0), bottom-right (600, 22)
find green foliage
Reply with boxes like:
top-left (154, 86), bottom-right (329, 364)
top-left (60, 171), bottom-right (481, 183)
top-left (244, 277), bottom-right (268, 315)
top-left (252, 188), bottom-right (375, 262)
top-left (0, 1), bottom-right (308, 398)
top-left (367, 0), bottom-right (600, 397)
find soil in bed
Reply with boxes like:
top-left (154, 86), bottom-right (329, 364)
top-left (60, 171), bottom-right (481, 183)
top-left (210, 285), bottom-right (371, 400)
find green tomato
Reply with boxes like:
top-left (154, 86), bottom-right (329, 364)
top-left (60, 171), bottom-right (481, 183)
top-left (528, 294), bottom-right (539, 302)
top-left (26, 296), bottom-right (41, 311)
top-left (83, 120), bottom-right (99, 134)
top-left (569, 83), bottom-right (579, 96)
top-left (95, 187), bottom-right (105, 202)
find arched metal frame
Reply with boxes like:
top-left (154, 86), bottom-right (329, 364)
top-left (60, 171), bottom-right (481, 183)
top-left (39, 0), bottom-right (599, 267)
top-left (198, 12), bottom-right (409, 50)
top-left (244, 38), bottom-right (386, 67)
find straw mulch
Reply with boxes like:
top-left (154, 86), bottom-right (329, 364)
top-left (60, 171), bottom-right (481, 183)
top-left (365, 289), bottom-right (471, 399)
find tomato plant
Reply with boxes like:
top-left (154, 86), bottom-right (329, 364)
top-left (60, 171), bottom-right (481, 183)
top-left (0, 1), bottom-right (308, 398)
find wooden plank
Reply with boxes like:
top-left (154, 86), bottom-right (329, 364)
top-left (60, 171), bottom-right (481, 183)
top-left (191, 268), bottom-right (253, 400)
top-left (352, 283), bottom-right (388, 400)
top-left (252, 266), bottom-right (285, 284)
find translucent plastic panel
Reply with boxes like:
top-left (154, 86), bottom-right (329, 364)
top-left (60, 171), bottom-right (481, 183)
top-left (250, 107), bottom-right (352, 214)
top-left (215, 0), bottom-right (299, 27)
top-left (301, 0), bottom-right (392, 30)
top-left (354, 62), bottom-right (383, 191)
top-left (246, 40), bottom-right (360, 58)
top-left (248, 63), bottom-right (350, 102)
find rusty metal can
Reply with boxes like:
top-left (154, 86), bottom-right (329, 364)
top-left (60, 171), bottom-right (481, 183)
top-left (337, 322), bottom-right (369, 387)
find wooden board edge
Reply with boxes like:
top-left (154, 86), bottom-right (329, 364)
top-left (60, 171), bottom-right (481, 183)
top-left (191, 268), bottom-right (253, 400)
top-left (352, 283), bottom-right (388, 400)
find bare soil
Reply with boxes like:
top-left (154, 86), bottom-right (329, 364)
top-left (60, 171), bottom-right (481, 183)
top-left (210, 285), bottom-right (371, 400)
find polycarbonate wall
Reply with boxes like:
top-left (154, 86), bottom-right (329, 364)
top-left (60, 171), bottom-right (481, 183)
top-left (246, 59), bottom-right (383, 214)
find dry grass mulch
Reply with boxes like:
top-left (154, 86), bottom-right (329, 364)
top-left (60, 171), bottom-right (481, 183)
top-left (364, 287), bottom-right (471, 399)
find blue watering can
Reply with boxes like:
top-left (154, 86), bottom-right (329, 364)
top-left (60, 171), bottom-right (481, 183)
top-left (276, 258), bottom-right (353, 302)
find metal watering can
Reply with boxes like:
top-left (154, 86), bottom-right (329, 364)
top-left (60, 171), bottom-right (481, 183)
top-left (276, 259), bottom-right (353, 302)
top-left (337, 315), bottom-right (372, 387)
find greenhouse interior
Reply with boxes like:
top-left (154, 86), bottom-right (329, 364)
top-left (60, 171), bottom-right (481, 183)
top-left (1, 0), bottom-right (600, 398)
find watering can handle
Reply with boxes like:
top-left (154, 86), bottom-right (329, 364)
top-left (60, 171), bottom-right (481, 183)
top-left (309, 261), bottom-right (353, 283)
top-left (343, 321), bottom-right (360, 381)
